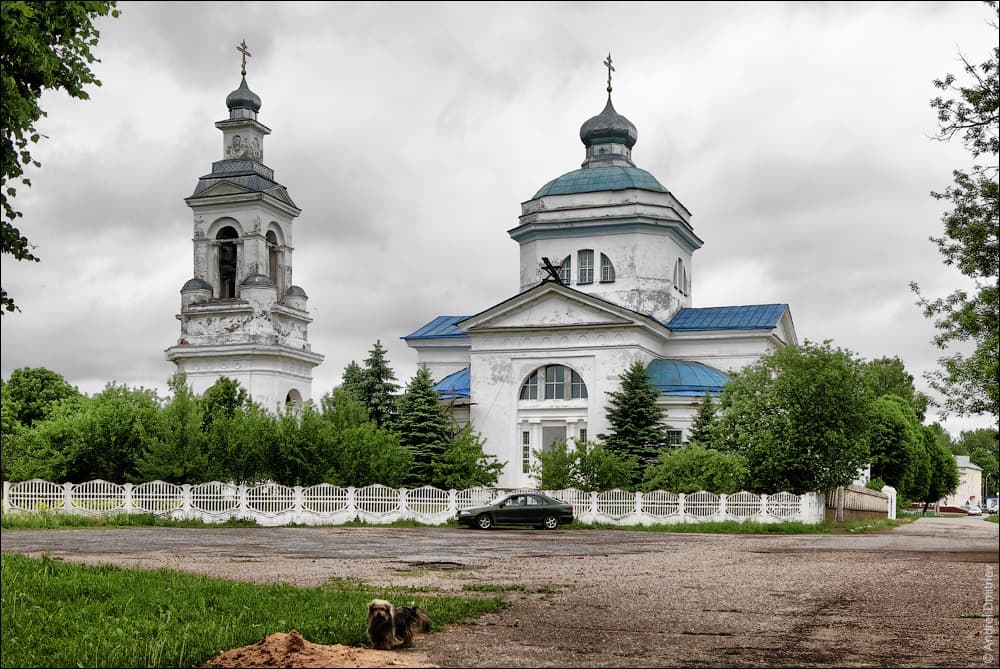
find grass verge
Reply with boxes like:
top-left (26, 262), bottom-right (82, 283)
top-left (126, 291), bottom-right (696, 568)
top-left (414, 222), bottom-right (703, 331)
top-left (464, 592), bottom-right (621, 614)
top-left (1, 511), bottom-right (259, 530)
top-left (0, 552), bottom-right (504, 668)
top-left (562, 516), bottom-right (909, 534)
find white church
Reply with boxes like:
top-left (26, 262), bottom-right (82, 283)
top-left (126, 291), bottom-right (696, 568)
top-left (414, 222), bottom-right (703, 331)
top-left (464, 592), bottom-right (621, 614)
top-left (161, 50), bottom-right (797, 489)
top-left (165, 50), bottom-right (323, 411)
top-left (404, 62), bottom-right (799, 488)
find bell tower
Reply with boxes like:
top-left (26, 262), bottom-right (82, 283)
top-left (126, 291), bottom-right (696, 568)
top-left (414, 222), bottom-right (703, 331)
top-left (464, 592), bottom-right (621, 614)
top-left (165, 41), bottom-right (323, 411)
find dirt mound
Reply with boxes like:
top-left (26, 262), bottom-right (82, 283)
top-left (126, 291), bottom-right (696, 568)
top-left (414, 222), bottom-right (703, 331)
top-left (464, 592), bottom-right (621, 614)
top-left (203, 630), bottom-right (436, 668)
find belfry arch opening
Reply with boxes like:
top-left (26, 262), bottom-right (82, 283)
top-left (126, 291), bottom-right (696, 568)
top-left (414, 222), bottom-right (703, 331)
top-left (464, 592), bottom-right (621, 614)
top-left (266, 230), bottom-right (279, 285)
top-left (217, 226), bottom-right (239, 299)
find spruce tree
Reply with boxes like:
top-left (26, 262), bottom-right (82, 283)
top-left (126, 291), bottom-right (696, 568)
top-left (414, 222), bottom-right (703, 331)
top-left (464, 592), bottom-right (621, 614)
top-left (599, 361), bottom-right (669, 465)
top-left (359, 340), bottom-right (399, 428)
top-left (396, 367), bottom-right (451, 486)
top-left (340, 361), bottom-right (365, 398)
top-left (687, 393), bottom-right (718, 447)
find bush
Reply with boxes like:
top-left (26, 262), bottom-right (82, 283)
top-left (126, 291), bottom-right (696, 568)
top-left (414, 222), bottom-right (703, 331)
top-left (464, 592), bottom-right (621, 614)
top-left (641, 446), bottom-right (747, 494)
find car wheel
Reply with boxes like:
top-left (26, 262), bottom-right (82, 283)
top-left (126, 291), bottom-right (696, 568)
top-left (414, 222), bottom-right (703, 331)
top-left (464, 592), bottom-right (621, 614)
top-left (542, 514), bottom-right (559, 530)
top-left (476, 514), bottom-right (494, 530)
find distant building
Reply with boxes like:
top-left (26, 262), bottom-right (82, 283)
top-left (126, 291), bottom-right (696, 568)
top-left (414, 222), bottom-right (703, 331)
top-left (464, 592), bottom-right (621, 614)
top-left (403, 69), bottom-right (798, 488)
top-left (165, 62), bottom-right (323, 411)
top-left (939, 455), bottom-right (983, 509)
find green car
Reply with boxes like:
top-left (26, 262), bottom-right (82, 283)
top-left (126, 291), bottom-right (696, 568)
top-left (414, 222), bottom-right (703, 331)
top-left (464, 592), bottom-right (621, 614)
top-left (456, 492), bottom-right (574, 530)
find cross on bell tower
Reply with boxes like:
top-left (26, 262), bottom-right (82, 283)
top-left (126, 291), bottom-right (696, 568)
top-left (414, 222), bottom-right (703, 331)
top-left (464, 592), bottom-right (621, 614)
top-left (237, 39), bottom-right (251, 76)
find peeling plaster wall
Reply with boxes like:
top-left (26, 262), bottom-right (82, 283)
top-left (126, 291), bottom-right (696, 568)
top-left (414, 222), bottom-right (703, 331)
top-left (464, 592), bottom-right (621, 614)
top-left (177, 353), bottom-right (316, 413)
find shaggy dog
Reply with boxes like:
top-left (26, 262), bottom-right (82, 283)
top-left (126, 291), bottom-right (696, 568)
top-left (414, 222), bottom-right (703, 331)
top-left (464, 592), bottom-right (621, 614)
top-left (366, 598), bottom-right (431, 650)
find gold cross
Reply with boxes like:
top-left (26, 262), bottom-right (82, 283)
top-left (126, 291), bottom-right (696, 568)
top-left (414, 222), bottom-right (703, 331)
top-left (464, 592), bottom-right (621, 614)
top-left (604, 53), bottom-right (615, 93)
top-left (237, 39), bottom-right (252, 76)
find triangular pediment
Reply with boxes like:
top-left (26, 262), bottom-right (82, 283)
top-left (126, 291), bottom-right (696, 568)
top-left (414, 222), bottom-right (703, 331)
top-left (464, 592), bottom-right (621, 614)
top-left (263, 185), bottom-right (296, 206)
top-left (194, 181), bottom-right (251, 198)
top-left (461, 282), bottom-right (667, 335)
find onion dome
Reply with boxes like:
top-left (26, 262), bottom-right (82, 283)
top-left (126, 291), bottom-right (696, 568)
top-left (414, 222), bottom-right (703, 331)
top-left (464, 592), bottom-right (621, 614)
top-left (180, 277), bottom-right (212, 292)
top-left (580, 96), bottom-right (637, 149)
top-left (240, 273), bottom-right (274, 287)
top-left (285, 285), bottom-right (308, 298)
top-left (226, 76), bottom-right (262, 113)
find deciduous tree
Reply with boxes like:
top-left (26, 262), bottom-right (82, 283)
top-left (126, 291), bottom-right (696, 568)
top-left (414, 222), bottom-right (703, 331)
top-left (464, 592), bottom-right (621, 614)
top-left (912, 1), bottom-right (999, 418)
top-left (1, 1), bottom-right (120, 313)
top-left (714, 340), bottom-right (873, 494)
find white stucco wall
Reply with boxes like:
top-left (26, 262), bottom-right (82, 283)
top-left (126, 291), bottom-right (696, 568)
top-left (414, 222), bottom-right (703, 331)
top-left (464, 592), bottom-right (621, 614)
top-left (941, 462), bottom-right (984, 508)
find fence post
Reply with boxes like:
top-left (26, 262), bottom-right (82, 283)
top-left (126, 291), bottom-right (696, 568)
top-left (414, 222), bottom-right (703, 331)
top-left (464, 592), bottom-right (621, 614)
top-left (589, 491), bottom-right (598, 517)
top-left (2, 480), bottom-right (9, 512)
top-left (63, 482), bottom-right (73, 513)
top-left (347, 486), bottom-right (357, 521)
top-left (881, 485), bottom-right (897, 519)
top-left (677, 492), bottom-right (686, 520)
top-left (123, 482), bottom-right (134, 514)
top-left (181, 484), bottom-right (192, 518)
top-left (759, 493), bottom-right (768, 520)
top-left (400, 488), bottom-right (409, 521)
top-left (237, 484), bottom-right (249, 520)
top-left (293, 485), bottom-right (304, 521)
top-left (448, 489), bottom-right (457, 516)
top-left (719, 493), bottom-right (728, 518)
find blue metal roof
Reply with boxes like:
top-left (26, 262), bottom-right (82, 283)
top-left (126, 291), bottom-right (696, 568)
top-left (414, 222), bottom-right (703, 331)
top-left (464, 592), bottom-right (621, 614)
top-left (402, 315), bottom-right (470, 340)
top-left (434, 367), bottom-right (471, 399)
top-left (666, 304), bottom-right (787, 331)
top-left (646, 359), bottom-right (730, 396)
top-left (533, 166), bottom-right (667, 198)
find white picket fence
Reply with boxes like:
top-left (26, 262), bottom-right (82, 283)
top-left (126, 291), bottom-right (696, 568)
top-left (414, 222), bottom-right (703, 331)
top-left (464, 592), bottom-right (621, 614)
top-left (2, 479), bottom-right (831, 526)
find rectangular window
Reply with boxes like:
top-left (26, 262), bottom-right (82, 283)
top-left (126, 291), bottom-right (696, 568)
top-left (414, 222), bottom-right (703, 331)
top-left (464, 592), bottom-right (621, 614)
top-left (666, 430), bottom-right (683, 447)
top-left (522, 431), bottom-right (531, 473)
top-left (579, 428), bottom-right (588, 444)
top-left (570, 370), bottom-right (588, 398)
top-left (544, 365), bottom-right (566, 399)
top-left (578, 249), bottom-right (594, 284)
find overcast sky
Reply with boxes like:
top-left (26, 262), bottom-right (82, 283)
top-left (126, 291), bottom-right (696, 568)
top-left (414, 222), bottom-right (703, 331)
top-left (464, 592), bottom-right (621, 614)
top-left (1, 1), bottom-right (996, 437)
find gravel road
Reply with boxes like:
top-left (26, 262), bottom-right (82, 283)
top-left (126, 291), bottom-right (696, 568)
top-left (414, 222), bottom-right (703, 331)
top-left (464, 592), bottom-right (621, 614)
top-left (2, 516), bottom-right (997, 667)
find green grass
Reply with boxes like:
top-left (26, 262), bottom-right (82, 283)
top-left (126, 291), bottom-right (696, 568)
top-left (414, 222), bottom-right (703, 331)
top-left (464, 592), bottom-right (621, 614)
top-left (562, 516), bottom-right (908, 534)
top-left (461, 583), bottom-right (559, 594)
top-left (0, 553), bottom-right (505, 668)
top-left (1, 511), bottom-right (259, 530)
top-left (985, 514), bottom-right (998, 524)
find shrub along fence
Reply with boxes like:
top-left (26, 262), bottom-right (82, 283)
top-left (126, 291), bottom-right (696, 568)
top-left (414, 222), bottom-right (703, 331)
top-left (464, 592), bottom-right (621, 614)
top-left (0, 479), bottom-right (878, 526)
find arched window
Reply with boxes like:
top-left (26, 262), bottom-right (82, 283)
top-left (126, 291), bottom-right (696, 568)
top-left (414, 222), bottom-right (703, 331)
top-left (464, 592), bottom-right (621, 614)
top-left (673, 258), bottom-right (687, 296)
top-left (266, 230), bottom-right (279, 284)
top-left (217, 226), bottom-right (239, 299)
top-left (519, 365), bottom-right (588, 400)
top-left (558, 255), bottom-right (571, 285)
top-left (600, 253), bottom-right (616, 283)
top-left (578, 249), bottom-right (594, 284)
